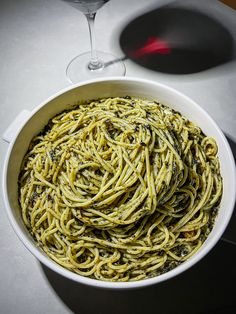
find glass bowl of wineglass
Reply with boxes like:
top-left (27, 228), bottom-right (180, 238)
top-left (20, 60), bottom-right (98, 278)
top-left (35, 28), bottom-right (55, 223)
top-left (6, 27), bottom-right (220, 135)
top-left (61, 0), bottom-right (126, 83)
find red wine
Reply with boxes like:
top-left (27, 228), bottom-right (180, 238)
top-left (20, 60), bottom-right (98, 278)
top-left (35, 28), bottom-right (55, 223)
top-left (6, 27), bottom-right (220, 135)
top-left (62, 0), bottom-right (110, 14)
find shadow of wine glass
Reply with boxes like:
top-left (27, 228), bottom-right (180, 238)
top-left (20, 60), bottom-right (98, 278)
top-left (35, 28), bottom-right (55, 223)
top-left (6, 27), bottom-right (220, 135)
top-left (119, 5), bottom-right (235, 74)
top-left (40, 239), bottom-right (236, 314)
top-left (103, 56), bottom-right (127, 69)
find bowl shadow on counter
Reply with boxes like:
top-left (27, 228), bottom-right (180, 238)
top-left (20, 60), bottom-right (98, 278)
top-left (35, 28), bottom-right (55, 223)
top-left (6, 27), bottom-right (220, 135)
top-left (222, 135), bottom-right (236, 243)
top-left (41, 240), bottom-right (236, 314)
top-left (119, 6), bottom-right (235, 74)
top-left (40, 136), bottom-right (236, 314)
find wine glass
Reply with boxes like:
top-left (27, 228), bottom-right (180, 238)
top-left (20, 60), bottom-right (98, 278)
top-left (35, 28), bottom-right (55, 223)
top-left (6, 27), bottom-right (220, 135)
top-left (61, 0), bottom-right (126, 83)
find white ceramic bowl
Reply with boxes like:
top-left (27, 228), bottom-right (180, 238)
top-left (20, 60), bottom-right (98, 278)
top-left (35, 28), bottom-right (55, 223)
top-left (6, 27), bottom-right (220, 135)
top-left (2, 77), bottom-right (236, 289)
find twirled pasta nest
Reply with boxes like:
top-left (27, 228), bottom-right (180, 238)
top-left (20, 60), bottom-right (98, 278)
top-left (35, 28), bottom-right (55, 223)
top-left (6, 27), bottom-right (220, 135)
top-left (19, 96), bottom-right (222, 281)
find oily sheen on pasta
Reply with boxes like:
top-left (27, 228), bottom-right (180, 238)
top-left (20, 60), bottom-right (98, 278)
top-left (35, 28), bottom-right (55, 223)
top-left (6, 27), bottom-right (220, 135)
top-left (19, 96), bottom-right (222, 282)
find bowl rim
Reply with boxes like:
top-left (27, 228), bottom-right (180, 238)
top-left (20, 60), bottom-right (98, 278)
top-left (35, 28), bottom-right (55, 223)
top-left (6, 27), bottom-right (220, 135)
top-left (2, 76), bottom-right (236, 289)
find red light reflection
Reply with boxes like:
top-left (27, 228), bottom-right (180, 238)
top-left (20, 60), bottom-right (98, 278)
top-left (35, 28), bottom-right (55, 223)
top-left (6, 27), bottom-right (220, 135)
top-left (131, 37), bottom-right (171, 58)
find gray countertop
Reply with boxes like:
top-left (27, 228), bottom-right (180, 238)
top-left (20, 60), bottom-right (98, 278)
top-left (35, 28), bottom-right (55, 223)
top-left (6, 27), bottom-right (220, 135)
top-left (1, 0), bottom-right (236, 313)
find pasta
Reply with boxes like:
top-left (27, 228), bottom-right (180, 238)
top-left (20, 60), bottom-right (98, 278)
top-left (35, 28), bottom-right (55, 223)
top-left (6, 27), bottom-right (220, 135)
top-left (19, 96), bottom-right (222, 282)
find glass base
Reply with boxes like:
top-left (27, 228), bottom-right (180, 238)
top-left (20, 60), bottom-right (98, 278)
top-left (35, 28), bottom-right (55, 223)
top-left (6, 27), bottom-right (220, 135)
top-left (66, 51), bottom-right (126, 83)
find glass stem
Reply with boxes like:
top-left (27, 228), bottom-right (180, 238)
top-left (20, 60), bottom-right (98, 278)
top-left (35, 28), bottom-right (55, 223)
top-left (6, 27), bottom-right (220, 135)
top-left (85, 13), bottom-right (103, 71)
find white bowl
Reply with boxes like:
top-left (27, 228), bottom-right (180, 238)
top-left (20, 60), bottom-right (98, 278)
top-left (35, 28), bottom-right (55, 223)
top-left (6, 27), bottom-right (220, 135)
top-left (2, 77), bottom-right (236, 289)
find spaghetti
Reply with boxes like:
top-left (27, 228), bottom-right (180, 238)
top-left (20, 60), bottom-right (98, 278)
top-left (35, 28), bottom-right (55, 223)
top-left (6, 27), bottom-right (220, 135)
top-left (19, 96), bottom-right (222, 281)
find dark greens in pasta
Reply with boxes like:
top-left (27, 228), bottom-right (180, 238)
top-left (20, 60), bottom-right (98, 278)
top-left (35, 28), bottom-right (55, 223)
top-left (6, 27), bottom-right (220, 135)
top-left (19, 97), bottom-right (222, 281)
